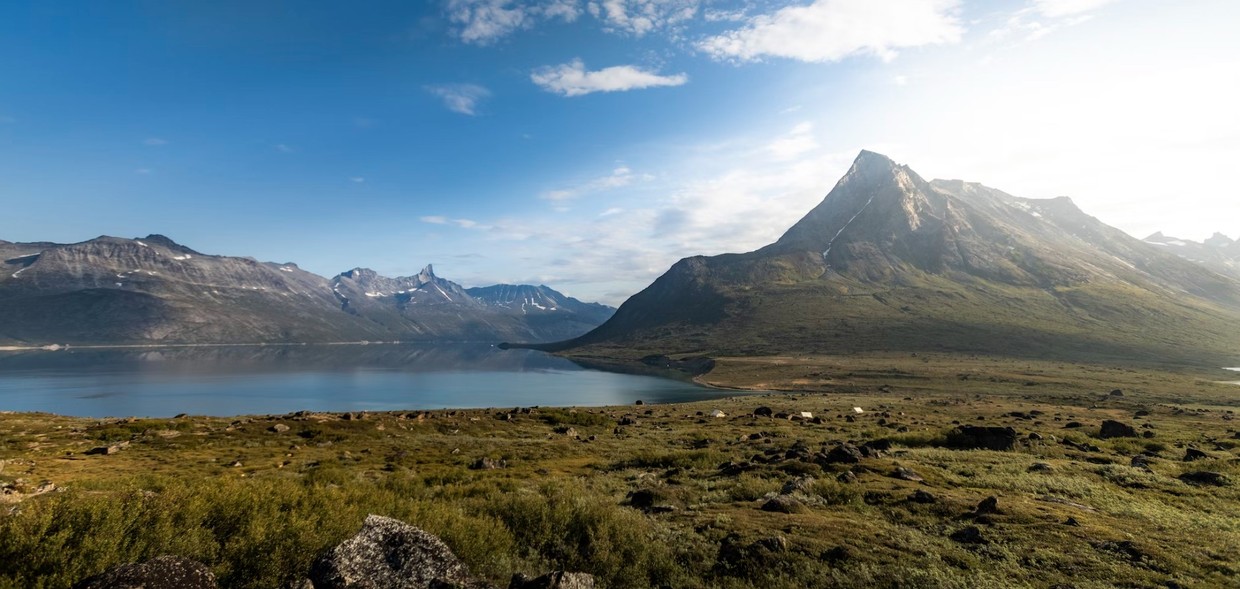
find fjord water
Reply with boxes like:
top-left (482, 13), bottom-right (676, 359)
top-left (0, 345), bottom-right (721, 418)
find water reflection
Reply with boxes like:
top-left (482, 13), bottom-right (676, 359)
top-left (0, 344), bottom-right (726, 417)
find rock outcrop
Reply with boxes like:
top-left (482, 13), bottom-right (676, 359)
top-left (73, 556), bottom-right (218, 589)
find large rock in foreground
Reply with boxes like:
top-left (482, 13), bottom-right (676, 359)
top-left (73, 556), bottom-right (217, 589)
top-left (309, 515), bottom-right (493, 589)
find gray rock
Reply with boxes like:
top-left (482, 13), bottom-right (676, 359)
top-left (761, 495), bottom-right (807, 514)
top-left (73, 555), bottom-right (217, 589)
top-left (946, 426), bottom-right (1018, 451)
top-left (310, 515), bottom-right (493, 589)
top-left (1098, 420), bottom-right (1136, 439)
top-left (508, 571), bottom-right (595, 589)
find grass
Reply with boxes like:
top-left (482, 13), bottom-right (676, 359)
top-left (1, 353), bottom-right (1239, 588)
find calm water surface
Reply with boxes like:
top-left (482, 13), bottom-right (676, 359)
top-left (0, 345), bottom-right (728, 417)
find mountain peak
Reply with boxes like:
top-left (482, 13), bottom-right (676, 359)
top-left (418, 264), bottom-right (436, 281)
top-left (1206, 232), bottom-right (1235, 247)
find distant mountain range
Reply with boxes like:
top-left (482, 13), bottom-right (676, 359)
top-left (535, 151), bottom-right (1240, 365)
top-left (0, 236), bottom-right (612, 345)
top-left (1143, 231), bottom-right (1240, 280)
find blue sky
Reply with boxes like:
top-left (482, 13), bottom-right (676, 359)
top-left (2, 0), bottom-right (1237, 304)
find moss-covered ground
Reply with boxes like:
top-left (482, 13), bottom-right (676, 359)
top-left (1, 354), bottom-right (1238, 588)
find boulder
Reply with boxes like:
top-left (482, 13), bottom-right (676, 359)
top-left (780, 476), bottom-right (816, 495)
top-left (73, 556), bottom-right (217, 589)
top-left (946, 426), bottom-right (1018, 451)
top-left (949, 526), bottom-right (986, 545)
top-left (1179, 471), bottom-right (1229, 486)
top-left (818, 443), bottom-right (863, 465)
top-left (309, 515), bottom-right (492, 589)
top-left (753, 407), bottom-right (773, 417)
top-left (269, 423), bottom-right (291, 434)
top-left (1098, 420), bottom-right (1136, 439)
top-left (469, 457), bottom-right (507, 470)
top-left (760, 495), bottom-right (807, 514)
top-left (508, 571), bottom-right (595, 589)
top-left (974, 496), bottom-right (999, 516)
top-left (1183, 448), bottom-right (1210, 462)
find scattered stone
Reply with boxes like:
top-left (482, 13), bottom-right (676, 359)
top-left (1064, 517), bottom-right (1081, 527)
top-left (617, 417), bottom-right (639, 426)
top-left (836, 471), bottom-right (858, 484)
top-left (974, 496), bottom-right (999, 515)
top-left (508, 571), bottom-right (595, 589)
top-left (1099, 420), bottom-right (1137, 439)
top-left (1028, 462), bottom-right (1053, 473)
top-left (310, 515), bottom-right (490, 589)
top-left (1064, 421), bottom-right (1083, 429)
top-left (891, 466), bottom-right (924, 482)
top-left (818, 443), bottom-right (863, 465)
top-left (820, 546), bottom-right (852, 563)
top-left (949, 526), bottom-right (986, 545)
top-left (268, 424), bottom-right (291, 434)
top-left (780, 476), bottom-right (815, 495)
top-left (710, 410), bottom-right (727, 419)
top-left (1130, 455), bottom-right (1153, 470)
top-left (761, 495), bottom-right (807, 514)
top-left (1183, 448), bottom-right (1209, 462)
top-left (73, 555), bottom-right (217, 589)
top-left (469, 457), bottom-right (507, 470)
top-left (85, 445), bottom-right (125, 456)
top-left (1179, 471), bottom-right (1229, 486)
top-left (946, 426), bottom-right (1018, 451)
top-left (1110, 389), bottom-right (1124, 397)
top-left (628, 489), bottom-right (660, 509)
top-left (909, 490), bottom-right (937, 504)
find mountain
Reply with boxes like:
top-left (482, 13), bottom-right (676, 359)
top-left (539, 151), bottom-right (1240, 365)
top-left (0, 236), bottom-right (613, 346)
top-left (1144, 231), bottom-right (1240, 280)
top-left (466, 284), bottom-right (615, 339)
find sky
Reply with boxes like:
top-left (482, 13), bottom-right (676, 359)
top-left (1, 0), bottom-right (1237, 305)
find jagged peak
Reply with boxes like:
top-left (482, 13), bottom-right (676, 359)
top-left (1145, 231), bottom-right (1168, 241)
top-left (1205, 232), bottom-right (1235, 247)
top-left (338, 267), bottom-right (379, 281)
top-left (418, 264), bottom-right (436, 281)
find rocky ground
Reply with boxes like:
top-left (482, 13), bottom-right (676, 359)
top-left (1, 354), bottom-right (1238, 588)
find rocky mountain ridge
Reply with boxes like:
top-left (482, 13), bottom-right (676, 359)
top-left (537, 151), bottom-right (1240, 365)
top-left (1143, 231), bottom-right (1240, 280)
top-left (0, 236), bottom-right (613, 346)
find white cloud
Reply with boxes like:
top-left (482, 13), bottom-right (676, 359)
top-left (425, 83), bottom-right (491, 115)
top-left (420, 215), bottom-right (490, 229)
top-left (143, 137), bottom-right (168, 146)
top-left (542, 165), bottom-right (649, 200)
top-left (446, 0), bottom-right (580, 44)
top-left (274, 143), bottom-right (294, 153)
top-left (589, 0), bottom-right (699, 36)
top-left (350, 177), bottom-right (366, 183)
top-left (135, 168), bottom-right (153, 175)
top-left (531, 59), bottom-right (688, 96)
top-left (767, 122), bottom-right (819, 160)
top-left (698, 0), bottom-right (963, 63)
top-left (1034, 0), bottom-right (1118, 18)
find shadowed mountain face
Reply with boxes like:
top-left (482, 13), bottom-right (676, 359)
top-left (0, 237), bottom-right (613, 345)
top-left (551, 151), bottom-right (1240, 365)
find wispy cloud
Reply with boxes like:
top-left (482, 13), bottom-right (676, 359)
top-left (420, 215), bottom-right (490, 229)
top-left (541, 165), bottom-right (651, 201)
top-left (350, 177), bottom-right (366, 183)
top-left (531, 59), bottom-right (687, 96)
top-left (143, 137), bottom-right (168, 146)
top-left (274, 143), bottom-right (294, 153)
top-left (989, 0), bottom-right (1119, 44)
top-left (588, 0), bottom-right (700, 36)
top-left (446, 0), bottom-right (581, 44)
top-left (698, 0), bottom-right (963, 63)
top-left (425, 83), bottom-right (491, 115)
top-left (1034, 0), bottom-right (1119, 18)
